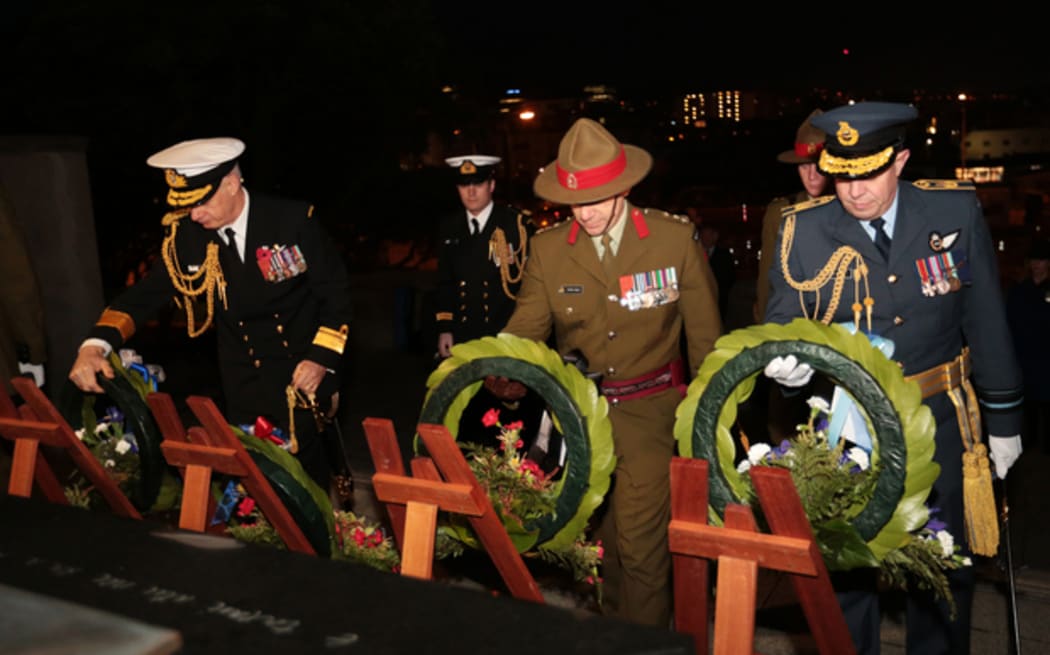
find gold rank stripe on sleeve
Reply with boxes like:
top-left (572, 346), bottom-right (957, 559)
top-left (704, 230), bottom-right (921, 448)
top-left (312, 324), bottom-right (349, 355)
top-left (435, 312), bottom-right (454, 321)
top-left (912, 179), bottom-right (976, 191)
top-left (781, 194), bottom-right (835, 217)
top-left (96, 308), bottom-right (136, 341)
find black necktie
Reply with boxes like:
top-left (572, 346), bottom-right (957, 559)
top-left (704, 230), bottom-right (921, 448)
top-left (871, 217), bottom-right (891, 260)
top-left (224, 227), bottom-right (241, 262)
top-left (470, 218), bottom-right (480, 236)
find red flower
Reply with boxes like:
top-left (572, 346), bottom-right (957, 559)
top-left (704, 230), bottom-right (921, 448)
top-left (353, 527), bottom-right (367, 546)
top-left (482, 408), bottom-right (501, 427)
top-left (505, 420), bottom-right (524, 431)
top-left (236, 497), bottom-right (256, 517)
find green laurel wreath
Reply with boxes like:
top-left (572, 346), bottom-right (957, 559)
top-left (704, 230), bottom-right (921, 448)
top-left (673, 318), bottom-right (938, 562)
top-left (419, 333), bottom-right (615, 552)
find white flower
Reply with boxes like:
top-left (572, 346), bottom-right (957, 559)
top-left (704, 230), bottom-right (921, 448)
top-left (736, 459), bottom-right (752, 474)
top-left (747, 442), bottom-right (772, 465)
top-left (94, 422), bottom-right (110, 435)
top-left (806, 396), bottom-right (831, 413)
top-left (104, 459), bottom-right (116, 468)
top-left (935, 530), bottom-right (955, 558)
top-left (846, 447), bottom-right (870, 471)
top-left (115, 439), bottom-right (132, 455)
top-left (75, 428), bottom-right (85, 441)
top-left (960, 556), bottom-right (972, 566)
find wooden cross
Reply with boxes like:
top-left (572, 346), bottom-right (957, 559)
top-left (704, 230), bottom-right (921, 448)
top-left (362, 418), bottom-right (544, 602)
top-left (0, 377), bottom-right (139, 517)
top-left (668, 456), bottom-right (855, 655)
top-left (147, 392), bottom-right (315, 555)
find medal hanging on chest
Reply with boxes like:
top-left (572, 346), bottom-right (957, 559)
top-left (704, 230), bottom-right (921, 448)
top-left (618, 266), bottom-right (680, 310)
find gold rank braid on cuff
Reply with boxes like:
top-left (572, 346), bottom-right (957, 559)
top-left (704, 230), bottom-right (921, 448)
top-left (488, 213), bottom-right (530, 300)
top-left (160, 215), bottom-right (228, 337)
top-left (779, 213), bottom-right (875, 332)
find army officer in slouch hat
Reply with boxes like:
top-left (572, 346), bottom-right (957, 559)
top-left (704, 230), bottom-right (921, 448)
top-left (69, 137), bottom-right (353, 489)
top-left (500, 118), bottom-right (721, 627)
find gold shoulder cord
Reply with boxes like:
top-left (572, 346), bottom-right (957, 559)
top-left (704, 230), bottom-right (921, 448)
top-left (160, 213), bottom-right (228, 337)
top-left (779, 214), bottom-right (875, 332)
top-left (489, 213), bottom-right (530, 300)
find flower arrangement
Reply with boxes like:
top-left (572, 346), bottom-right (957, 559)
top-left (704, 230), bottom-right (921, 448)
top-left (738, 396), bottom-right (970, 617)
top-left (65, 349), bottom-right (178, 512)
top-left (438, 409), bottom-right (604, 599)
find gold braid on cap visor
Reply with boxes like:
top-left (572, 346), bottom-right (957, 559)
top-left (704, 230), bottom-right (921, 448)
top-left (818, 146), bottom-right (894, 177)
top-left (166, 184), bottom-right (214, 208)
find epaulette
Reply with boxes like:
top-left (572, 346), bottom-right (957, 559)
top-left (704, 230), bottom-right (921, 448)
top-left (781, 194), bottom-right (834, 216)
top-left (534, 218), bottom-right (571, 236)
top-left (912, 179), bottom-right (975, 192)
top-left (645, 207), bottom-right (691, 225)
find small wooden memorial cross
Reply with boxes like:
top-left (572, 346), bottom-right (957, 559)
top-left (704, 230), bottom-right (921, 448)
top-left (668, 456), bottom-right (855, 655)
top-left (0, 377), bottom-right (139, 517)
top-left (150, 393), bottom-right (315, 555)
top-left (362, 418), bottom-right (544, 602)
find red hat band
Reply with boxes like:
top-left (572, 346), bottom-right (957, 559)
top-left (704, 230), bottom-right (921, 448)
top-left (795, 142), bottom-right (824, 158)
top-left (556, 147), bottom-right (627, 191)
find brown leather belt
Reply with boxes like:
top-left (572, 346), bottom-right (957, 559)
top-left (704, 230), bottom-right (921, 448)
top-left (904, 347), bottom-right (982, 442)
top-left (600, 359), bottom-right (686, 404)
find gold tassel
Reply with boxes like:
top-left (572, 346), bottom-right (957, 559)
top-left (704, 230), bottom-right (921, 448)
top-left (962, 442), bottom-right (999, 556)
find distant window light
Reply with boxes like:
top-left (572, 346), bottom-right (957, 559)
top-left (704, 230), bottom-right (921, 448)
top-left (506, 89), bottom-right (521, 95)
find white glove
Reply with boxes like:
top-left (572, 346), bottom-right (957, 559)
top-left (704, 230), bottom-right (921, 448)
top-left (763, 355), bottom-right (814, 388)
top-left (17, 362), bottom-right (45, 387)
top-left (988, 435), bottom-right (1022, 479)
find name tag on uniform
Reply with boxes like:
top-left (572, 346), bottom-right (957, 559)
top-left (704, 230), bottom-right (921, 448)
top-left (619, 267), bottom-right (679, 311)
top-left (559, 285), bottom-right (583, 294)
top-left (256, 244), bottom-right (308, 282)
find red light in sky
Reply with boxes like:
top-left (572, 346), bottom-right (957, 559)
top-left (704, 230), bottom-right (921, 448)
top-left (842, 48), bottom-right (850, 56)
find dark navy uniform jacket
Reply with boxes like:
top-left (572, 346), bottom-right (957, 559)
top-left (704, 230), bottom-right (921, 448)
top-left (434, 204), bottom-right (530, 343)
top-left (89, 193), bottom-right (353, 427)
top-left (766, 180), bottom-right (1023, 550)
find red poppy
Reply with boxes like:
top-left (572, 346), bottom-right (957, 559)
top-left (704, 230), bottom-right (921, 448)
top-left (482, 408), bottom-right (501, 427)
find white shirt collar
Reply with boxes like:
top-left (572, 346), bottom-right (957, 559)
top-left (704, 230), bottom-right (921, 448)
top-left (862, 188), bottom-right (899, 241)
top-left (220, 189), bottom-right (250, 260)
top-left (467, 201), bottom-right (494, 233)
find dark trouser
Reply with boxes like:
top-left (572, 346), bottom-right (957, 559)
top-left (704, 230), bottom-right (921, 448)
top-left (836, 566), bottom-right (975, 655)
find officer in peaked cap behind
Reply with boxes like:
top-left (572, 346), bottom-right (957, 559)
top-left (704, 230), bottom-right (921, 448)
top-left (764, 101), bottom-right (1023, 654)
top-left (433, 153), bottom-right (539, 449)
top-left (69, 137), bottom-right (354, 492)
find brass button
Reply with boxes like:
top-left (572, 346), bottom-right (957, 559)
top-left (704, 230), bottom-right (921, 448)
top-left (887, 274), bottom-right (898, 283)
top-left (282, 340), bottom-right (289, 347)
top-left (276, 325), bottom-right (284, 334)
top-left (893, 316), bottom-right (904, 326)
top-left (243, 335), bottom-right (249, 342)
top-left (566, 307), bottom-right (574, 314)
top-left (608, 331), bottom-right (617, 339)
top-left (606, 366), bottom-right (616, 375)
top-left (254, 359), bottom-right (261, 368)
top-left (607, 294), bottom-right (618, 302)
top-left (609, 397), bottom-right (620, 406)
top-left (248, 348), bottom-right (254, 356)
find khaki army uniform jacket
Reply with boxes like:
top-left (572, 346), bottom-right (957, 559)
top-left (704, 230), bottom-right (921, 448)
top-left (503, 202), bottom-right (720, 385)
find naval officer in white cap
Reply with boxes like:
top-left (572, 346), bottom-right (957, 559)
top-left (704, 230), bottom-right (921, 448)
top-left (69, 137), bottom-right (354, 490)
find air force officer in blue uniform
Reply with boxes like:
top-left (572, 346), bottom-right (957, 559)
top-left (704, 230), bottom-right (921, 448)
top-left (764, 102), bottom-right (1023, 654)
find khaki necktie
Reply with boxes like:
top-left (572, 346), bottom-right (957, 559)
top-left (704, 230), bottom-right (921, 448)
top-left (601, 233), bottom-right (617, 278)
